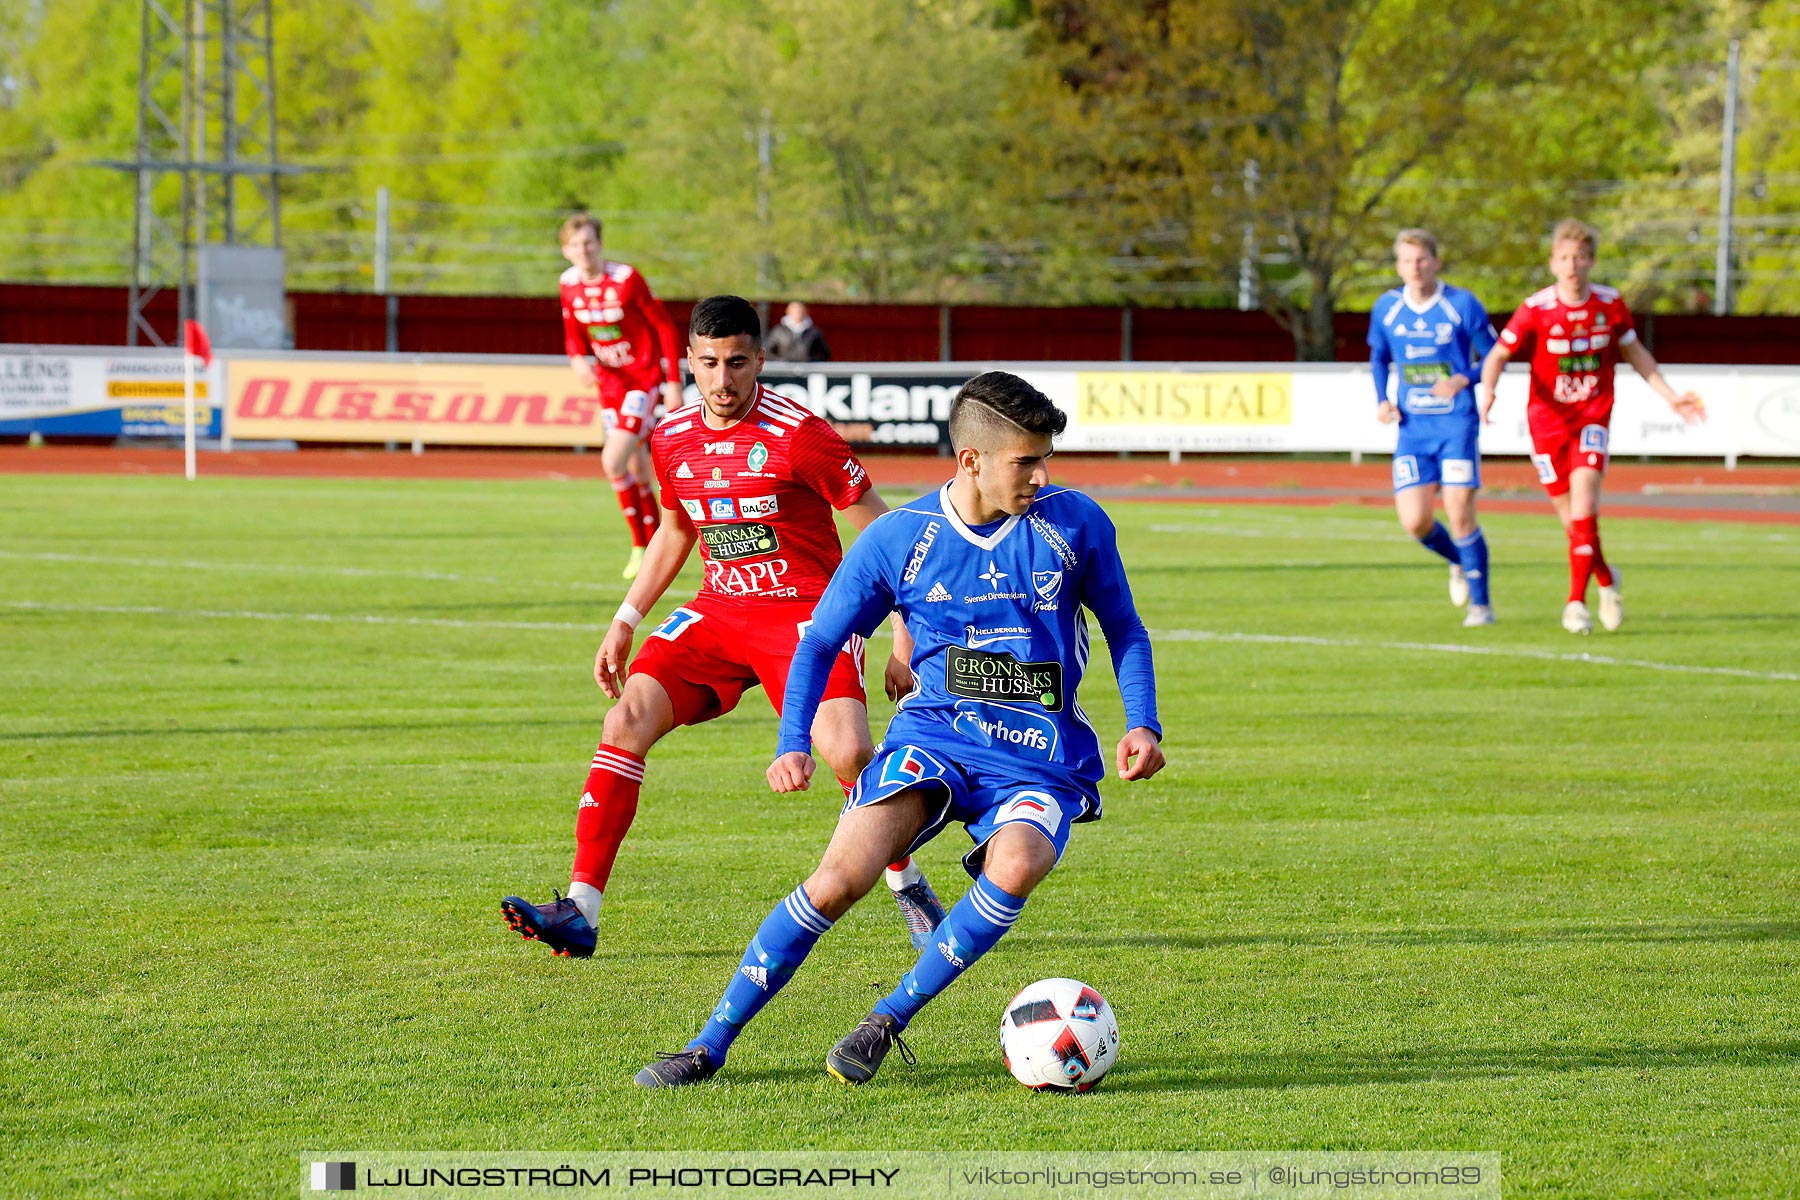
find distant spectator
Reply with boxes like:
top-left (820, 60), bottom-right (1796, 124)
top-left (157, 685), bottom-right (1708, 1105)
top-left (765, 302), bottom-right (832, 362)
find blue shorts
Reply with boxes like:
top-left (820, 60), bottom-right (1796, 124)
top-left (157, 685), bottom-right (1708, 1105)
top-left (1393, 422), bottom-right (1481, 493)
top-left (846, 743), bottom-right (1094, 878)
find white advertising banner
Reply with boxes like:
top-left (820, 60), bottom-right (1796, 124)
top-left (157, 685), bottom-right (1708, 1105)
top-left (0, 348), bottom-right (222, 438)
top-left (1007, 364), bottom-right (1799, 460)
top-left (9, 345), bottom-right (1795, 459)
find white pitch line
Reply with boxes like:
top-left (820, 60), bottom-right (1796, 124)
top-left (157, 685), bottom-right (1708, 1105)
top-left (0, 549), bottom-right (618, 592)
top-left (1149, 627), bottom-right (1800, 683)
top-left (1, 600), bottom-right (605, 634)
top-left (5, 599), bottom-right (1794, 683)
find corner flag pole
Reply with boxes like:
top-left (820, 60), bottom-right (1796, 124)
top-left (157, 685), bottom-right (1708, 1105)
top-left (181, 319), bottom-right (212, 481)
top-left (183, 347), bottom-right (197, 481)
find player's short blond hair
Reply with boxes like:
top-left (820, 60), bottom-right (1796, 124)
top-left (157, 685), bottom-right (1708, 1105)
top-left (1393, 228), bottom-right (1439, 258)
top-left (1551, 218), bottom-right (1598, 253)
top-left (560, 213), bottom-right (602, 244)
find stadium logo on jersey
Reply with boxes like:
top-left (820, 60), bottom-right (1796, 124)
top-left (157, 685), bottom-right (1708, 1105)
top-left (675, 461), bottom-right (694, 479)
top-left (703, 441), bottom-right (736, 455)
top-left (1027, 515), bottom-right (1078, 569)
top-left (701, 522), bottom-right (780, 562)
top-left (705, 466), bottom-right (731, 489)
top-left (708, 498), bottom-right (738, 520)
top-left (681, 498), bottom-right (704, 521)
top-left (964, 623), bottom-right (1030, 649)
top-left (738, 494), bottom-right (780, 518)
top-left (925, 582), bottom-right (952, 603)
top-left (953, 701), bottom-right (1056, 756)
top-left (946, 647), bottom-right (1064, 711)
top-left (1032, 570), bottom-right (1063, 611)
top-left (902, 521), bottom-right (940, 583)
top-left (747, 442), bottom-right (769, 472)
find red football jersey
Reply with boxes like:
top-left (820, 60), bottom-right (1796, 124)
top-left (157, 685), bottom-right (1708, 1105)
top-left (650, 383), bottom-right (873, 605)
top-left (559, 262), bottom-right (682, 389)
top-left (1499, 283), bottom-right (1639, 412)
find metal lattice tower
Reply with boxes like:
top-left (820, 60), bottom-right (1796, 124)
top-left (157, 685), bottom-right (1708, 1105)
top-left (120, 0), bottom-right (282, 346)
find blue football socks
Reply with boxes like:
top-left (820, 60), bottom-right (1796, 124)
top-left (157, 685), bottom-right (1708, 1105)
top-left (689, 885), bottom-right (832, 1065)
top-left (1454, 527), bottom-right (1490, 606)
top-left (1418, 520), bottom-right (1459, 565)
top-left (875, 874), bottom-right (1026, 1028)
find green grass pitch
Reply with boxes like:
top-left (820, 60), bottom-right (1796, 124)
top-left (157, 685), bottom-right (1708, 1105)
top-left (2, 471), bottom-right (1797, 1198)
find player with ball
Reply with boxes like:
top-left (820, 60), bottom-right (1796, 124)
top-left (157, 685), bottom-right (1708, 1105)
top-left (634, 371), bottom-right (1164, 1088)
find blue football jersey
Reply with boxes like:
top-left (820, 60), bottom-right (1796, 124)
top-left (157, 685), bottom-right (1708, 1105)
top-left (1367, 283), bottom-right (1496, 425)
top-left (777, 484), bottom-right (1160, 812)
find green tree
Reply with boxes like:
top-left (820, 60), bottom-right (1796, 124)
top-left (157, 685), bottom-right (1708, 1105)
top-left (613, 0), bottom-right (1025, 301)
top-left (1012, 0), bottom-right (1712, 358)
top-left (1737, 0), bottom-right (1800, 312)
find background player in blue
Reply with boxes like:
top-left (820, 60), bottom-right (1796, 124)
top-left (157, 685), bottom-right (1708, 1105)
top-left (1369, 229), bottom-right (1499, 627)
top-left (634, 371), bottom-right (1165, 1088)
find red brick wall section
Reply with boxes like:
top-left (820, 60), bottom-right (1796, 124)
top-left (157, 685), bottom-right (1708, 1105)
top-left (4, 282), bottom-right (1797, 364)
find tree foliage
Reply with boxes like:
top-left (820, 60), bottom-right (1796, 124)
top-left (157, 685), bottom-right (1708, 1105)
top-left (0, 0), bottom-right (1795, 343)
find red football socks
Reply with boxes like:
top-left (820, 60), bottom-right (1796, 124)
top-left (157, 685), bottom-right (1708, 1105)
top-left (635, 481), bottom-right (660, 543)
top-left (612, 475), bottom-right (650, 548)
top-left (1567, 515), bottom-right (1612, 601)
top-left (571, 744), bottom-right (646, 890)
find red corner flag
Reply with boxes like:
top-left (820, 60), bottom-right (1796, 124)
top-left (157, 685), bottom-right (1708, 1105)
top-left (183, 319), bottom-right (213, 366)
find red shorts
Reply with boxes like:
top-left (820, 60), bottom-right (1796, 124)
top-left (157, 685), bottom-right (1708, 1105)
top-left (598, 370), bottom-right (667, 439)
top-left (628, 595), bottom-right (867, 727)
top-left (1527, 399), bottom-right (1613, 497)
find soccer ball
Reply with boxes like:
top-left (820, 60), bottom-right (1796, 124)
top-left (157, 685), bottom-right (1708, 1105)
top-left (999, 977), bottom-right (1119, 1091)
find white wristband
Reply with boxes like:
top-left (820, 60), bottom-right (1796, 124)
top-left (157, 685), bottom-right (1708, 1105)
top-left (613, 602), bottom-right (644, 630)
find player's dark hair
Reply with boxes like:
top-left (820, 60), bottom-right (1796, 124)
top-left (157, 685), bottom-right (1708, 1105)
top-left (949, 371), bottom-right (1067, 452)
top-left (689, 295), bottom-right (762, 344)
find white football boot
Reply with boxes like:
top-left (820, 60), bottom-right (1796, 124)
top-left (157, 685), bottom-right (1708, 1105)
top-left (1448, 563), bottom-right (1470, 607)
top-left (1462, 603), bottom-right (1495, 627)
top-left (1597, 567), bottom-right (1623, 632)
top-left (1562, 600), bottom-right (1593, 635)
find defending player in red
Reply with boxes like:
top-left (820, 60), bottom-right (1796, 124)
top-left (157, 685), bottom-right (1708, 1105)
top-left (502, 295), bottom-right (946, 957)
top-left (558, 213), bottom-right (685, 580)
top-left (1477, 219), bottom-right (1706, 634)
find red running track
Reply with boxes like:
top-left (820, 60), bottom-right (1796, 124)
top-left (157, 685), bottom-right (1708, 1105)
top-left (4, 444), bottom-right (1798, 524)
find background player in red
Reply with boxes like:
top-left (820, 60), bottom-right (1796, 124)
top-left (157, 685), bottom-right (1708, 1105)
top-left (502, 295), bottom-right (945, 957)
top-left (559, 213), bottom-right (685, 580)
top-left (1477, 219), bottom-right (1705, 634)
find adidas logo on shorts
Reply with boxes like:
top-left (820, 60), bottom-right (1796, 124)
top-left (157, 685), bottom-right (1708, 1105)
top-left (925, 582), bottom-right (952, 603)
